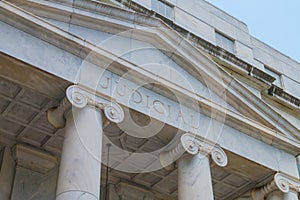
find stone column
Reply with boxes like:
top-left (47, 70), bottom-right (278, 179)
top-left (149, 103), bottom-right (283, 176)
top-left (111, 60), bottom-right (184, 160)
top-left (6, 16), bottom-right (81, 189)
top-left (56, 105), bottom-right (103, 200)
top-left (178, 153), bottom-right (214, 200)
top-left (266, 191), bottom-right (284, 200)
top-left (160, 133), bottom-right (228, 200)
top-left (47, 85), bottom-right (124, 200)
top-left (251, 173), bottom-right (300, 200)
top-left (283, 191), bottom-right (298, 200)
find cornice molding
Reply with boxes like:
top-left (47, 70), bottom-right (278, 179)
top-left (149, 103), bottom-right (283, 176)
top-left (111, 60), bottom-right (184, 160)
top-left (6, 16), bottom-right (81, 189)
top-left (268, 85), bottom-right (300, 108)
top-left (104, 0), bottom-right (300, 123)
top-left (110, 0), bottom-right (275, 85)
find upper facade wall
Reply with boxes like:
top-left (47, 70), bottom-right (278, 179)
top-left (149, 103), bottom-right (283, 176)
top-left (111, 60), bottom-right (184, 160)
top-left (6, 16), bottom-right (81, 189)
top-left (132, 0), bottom-right (300, 98)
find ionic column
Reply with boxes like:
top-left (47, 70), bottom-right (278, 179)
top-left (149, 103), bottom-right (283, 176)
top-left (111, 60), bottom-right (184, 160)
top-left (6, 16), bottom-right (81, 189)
top-left (47, 85), bottom-right (124, 200)
top-left (284, 190), bottom-right (298, 200)
top-left (160, 133), bottom-right (228, 200)
top-left (266, 191), bottom-right (284, 200)
top-left (251, 172), bottom-right (300, 200)
top-left (178, 153), bottom-right (214, 200)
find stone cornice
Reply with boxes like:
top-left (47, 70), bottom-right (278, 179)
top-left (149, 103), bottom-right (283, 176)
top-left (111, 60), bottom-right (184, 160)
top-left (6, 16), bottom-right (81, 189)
top-left (2, 0), bottom-right (300, 153)
top-left (109, 0), bottom-right (300, 113)
top-left (9, 0), bottom-right (299, 111)
top-left (268, 85), bottom-right (300, 108)
top-left (260, 85), bottom-right (300, 119)
top-left (111, 0), bottom-right (275, 85)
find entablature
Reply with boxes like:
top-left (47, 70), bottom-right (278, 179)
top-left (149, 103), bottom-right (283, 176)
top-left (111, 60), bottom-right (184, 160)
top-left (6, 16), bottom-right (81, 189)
top-left (1, 0), bottom-right (300, 155)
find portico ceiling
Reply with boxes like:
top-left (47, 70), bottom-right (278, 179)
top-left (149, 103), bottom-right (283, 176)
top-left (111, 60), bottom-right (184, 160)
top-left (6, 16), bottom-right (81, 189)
top-left (0, 76), bottom-right (64, 154)
top-left (0, 67), bottom-right (273, 199)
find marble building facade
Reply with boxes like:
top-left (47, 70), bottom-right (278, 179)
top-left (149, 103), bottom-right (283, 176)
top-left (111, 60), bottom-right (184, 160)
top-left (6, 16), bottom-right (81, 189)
top-left (0, 0), bottom-right (300, 199)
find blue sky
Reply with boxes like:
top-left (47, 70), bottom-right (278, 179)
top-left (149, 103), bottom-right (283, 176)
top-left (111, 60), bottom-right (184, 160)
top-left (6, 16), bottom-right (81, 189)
top-left (205, 0), bottom-right (300, 63)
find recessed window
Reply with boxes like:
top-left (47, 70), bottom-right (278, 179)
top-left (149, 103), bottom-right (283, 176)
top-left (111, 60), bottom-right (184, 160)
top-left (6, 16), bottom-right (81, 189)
top-left (215, 31), bottom-right (235, 54)
top-left (152, 0), bottom-right (174, 20)
top-left (265, 66), bottom-right (283, 88)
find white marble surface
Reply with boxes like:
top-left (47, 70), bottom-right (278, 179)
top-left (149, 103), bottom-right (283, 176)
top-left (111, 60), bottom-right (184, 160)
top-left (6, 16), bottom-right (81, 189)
top-left (178, 154), bottom-right (214, 200)
top-left (284, 191), bottom-right (298, 200)
top-left (56, 106), bottom-right (103, 200)
top-left (266, 191), bottom-right (284, 200)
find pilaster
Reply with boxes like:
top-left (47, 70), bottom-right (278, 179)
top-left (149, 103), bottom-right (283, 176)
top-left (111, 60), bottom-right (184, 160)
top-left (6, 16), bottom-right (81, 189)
top-left (0, 147), bottom-right (15, 200)
top-left (10, 144), bottom-right (58, 200)
top-left (13, 144), bottom-right (57, 173)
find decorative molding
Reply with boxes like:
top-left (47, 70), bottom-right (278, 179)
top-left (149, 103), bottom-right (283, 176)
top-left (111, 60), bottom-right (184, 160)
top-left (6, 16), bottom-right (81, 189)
top-left (67, 89), bottom-right (88, 108)
top-left (47, 85), bottom-right (125, 128)
top-left (251, 172), bottom-right (300, 199)
top-left (47, 97), bottom-right (71, 129)
top-left (102, 102), bottom-right (124, 124)
top-left (102, 0), bottom-right (300, 135)
top-left (160, 133), bottom-right (228, 170)
top-left (268, 85), bottom-right (300, 108)
top-left (113, 0), bottom-right (276, 87)
top-left (276, 173), bottom-right (300, 193)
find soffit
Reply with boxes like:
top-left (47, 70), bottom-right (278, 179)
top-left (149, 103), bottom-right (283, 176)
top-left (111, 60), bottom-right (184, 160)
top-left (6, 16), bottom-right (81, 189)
top-left (0, 76), bottom-right (65, 154)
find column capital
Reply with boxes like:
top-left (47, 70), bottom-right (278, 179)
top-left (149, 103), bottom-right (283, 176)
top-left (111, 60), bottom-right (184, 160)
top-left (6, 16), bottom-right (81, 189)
top-left (160, 133), bottom-right (228, 170)
top-left (251, 172), bottom-right (300, 199)
top-left (47, 85), bottom-right (124, 128)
